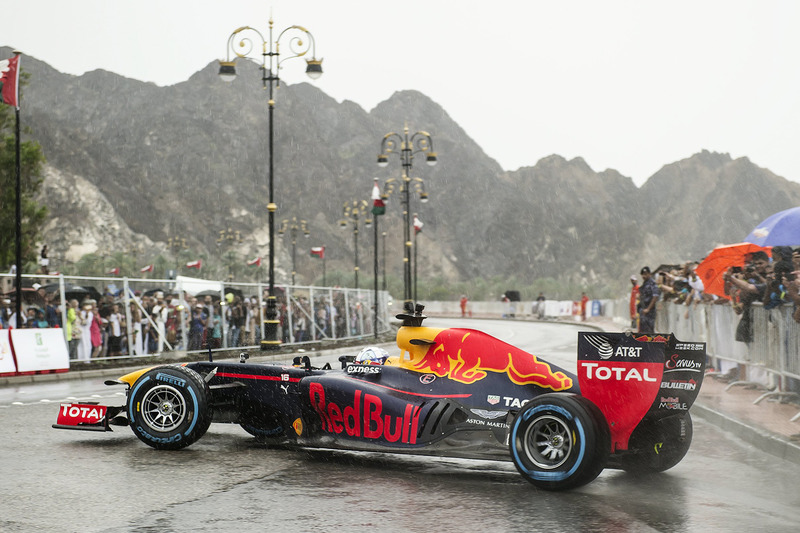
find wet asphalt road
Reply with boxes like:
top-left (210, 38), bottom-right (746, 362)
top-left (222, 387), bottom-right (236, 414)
top-left (2, 318), bottom-right (799, 532)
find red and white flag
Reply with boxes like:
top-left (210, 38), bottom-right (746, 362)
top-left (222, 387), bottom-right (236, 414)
top-left (247, 256), bottom-right (262, 267)
top-left (414, 214), bottom-right (424, 234)
top-left (0, 54), bottom-right (20, 108)
top-left (107, 267), bottom-right (120, 275)
top-left (310, 246), bottom-right (325, 259)
top-left (140, 264), bottom-right (154, 273)
top-left (186, 259), bottom-right (202, 269)
top-left (371, 178), bottom-right (385, 216)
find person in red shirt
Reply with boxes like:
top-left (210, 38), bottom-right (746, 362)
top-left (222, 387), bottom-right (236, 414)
top-left (580, 292), bottom-right (589, 321)
top-left (460, 295), bottom-right (468, 317)
top-left (629, 275), bottom-right (640, 329)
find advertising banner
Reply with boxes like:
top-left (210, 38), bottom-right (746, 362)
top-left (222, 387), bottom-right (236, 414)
top-left (0, 329), bottom-right (16, 374)
top-left (11, 328), bottom-right (69, 373)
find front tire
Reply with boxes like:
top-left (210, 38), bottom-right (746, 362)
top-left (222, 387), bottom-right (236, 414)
top-left (509, 393), bottom-right (610, 491)
top-left (128, 366), bottom-right (211, 450)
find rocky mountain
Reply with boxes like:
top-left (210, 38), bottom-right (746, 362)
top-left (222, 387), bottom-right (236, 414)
top-left (6, 46), bottom-right (800, 295)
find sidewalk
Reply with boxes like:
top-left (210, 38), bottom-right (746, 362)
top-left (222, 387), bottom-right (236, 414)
top-left (692, 376), bottom-right (800, 463)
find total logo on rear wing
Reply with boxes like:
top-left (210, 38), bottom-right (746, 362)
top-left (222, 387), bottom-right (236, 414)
top-left (577, 332), bottom-right (706, 453)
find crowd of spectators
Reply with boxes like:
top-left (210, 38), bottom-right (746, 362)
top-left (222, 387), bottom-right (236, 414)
top-left (1, 280), bottom-right (376, 359)
top-left (631, 246), bottom-right (800, 335)
top-left (287, 292), bottom-right (372, 343)
top-left (0, 285), bottom-right (263, 358)
top-left (1, 284), bottom-right (61, 330)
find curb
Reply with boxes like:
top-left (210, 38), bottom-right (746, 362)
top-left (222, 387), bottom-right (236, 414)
top-left (691, 401), bottom-right (800, 465)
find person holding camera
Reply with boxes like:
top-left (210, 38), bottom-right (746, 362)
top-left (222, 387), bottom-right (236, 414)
top-left (724, 251), bottom-right (769, 343)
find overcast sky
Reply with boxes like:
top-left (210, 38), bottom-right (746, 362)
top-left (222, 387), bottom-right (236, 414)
top-left (5, 1), bottom-right (800, 186)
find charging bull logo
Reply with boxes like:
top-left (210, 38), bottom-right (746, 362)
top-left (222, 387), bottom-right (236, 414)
top-left (411, 329), bottom-right (573, 390)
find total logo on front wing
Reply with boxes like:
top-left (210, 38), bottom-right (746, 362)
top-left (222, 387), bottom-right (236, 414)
top-left (57, 403), bottom-right (107, 426)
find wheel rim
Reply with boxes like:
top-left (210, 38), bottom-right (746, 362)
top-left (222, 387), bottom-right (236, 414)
top-left (523, 414), bottom-right (572, 469)
top-left (140, 384), bottom-right (187, 432)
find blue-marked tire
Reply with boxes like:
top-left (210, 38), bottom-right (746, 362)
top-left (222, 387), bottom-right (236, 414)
top-left (128, 366), bottom-right (211, 450)
top-left (509, 393), bottom-right (610, 491)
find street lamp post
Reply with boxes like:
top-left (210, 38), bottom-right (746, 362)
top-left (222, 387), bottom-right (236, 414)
top-left (382, 231), bottom-right (387, 291)
top-left (375, 175), bottom-right (428, 306)
top-left (216, 228), bottom-right (242, 281)
top-left (377, 125), bottom-right (436, 309)
top-left (339, 200), bottom-right (371, 289)
top-left (219, 19), bottom-right (323, 350)
top-left (278, 217), bottom-right (310, 285)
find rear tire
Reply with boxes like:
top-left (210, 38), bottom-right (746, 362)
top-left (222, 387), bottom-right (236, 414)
top-left (128, 366), bottom-right (211, 450)
top-left (509, 393), bottom-right (610, 491)
top-left (620, 413), bottom-right (693, 474)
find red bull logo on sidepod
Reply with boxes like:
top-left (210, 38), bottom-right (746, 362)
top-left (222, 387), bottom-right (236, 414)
top-left (407, 328), bottom-right (573, 390)
top-left (309, 382), bottom-right (421, 444)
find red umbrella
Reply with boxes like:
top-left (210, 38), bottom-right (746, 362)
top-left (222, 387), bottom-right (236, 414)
top-left (695, 242), bottom-right (771, 298)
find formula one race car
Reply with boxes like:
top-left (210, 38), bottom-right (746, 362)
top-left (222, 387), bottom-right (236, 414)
top-left (53, 305), bottom-right (706, 491)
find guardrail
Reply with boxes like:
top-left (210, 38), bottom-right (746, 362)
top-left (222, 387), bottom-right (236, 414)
top-left (1, 273), bottom-right (392, 365)
top-left (645, 298), bottom-right (800, 422)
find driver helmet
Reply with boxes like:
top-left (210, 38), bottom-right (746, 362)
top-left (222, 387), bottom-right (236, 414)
top-left (355, 346), bottom-right (389, 365)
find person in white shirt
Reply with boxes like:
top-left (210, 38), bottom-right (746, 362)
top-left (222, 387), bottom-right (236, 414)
top-left (77, 302), bottom-right (93, 361)
top-left (8, 310), bottom-right (26, 328)
top-left (151, 292), bottom-right (168, 352)
top-left (107, 304), bottom-right (124, 356)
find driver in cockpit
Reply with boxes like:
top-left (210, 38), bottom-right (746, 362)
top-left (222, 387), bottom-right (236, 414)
top-left (354, 346), bottom-right (389, 365)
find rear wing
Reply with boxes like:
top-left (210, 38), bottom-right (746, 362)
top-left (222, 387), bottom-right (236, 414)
top-left (577, 332), bottom-right (706, 452)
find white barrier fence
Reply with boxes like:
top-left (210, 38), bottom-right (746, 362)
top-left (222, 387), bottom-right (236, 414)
top-left (1, 273), bottom-right (392, 375)
top-left (654, 300), bottom-right (800, 390)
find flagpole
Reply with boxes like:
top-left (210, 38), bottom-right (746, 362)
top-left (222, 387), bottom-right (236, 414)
top-left (14, 99), bottom-right (22, 325)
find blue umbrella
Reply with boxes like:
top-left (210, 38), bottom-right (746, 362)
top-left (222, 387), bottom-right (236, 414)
top-left (744, 207), bottom-right (800, 247)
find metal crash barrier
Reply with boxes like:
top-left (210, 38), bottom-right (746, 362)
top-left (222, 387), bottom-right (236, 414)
top-left (1, 273), bottom-right (392, 372)
top-left (651, 299), bottom-right (800, 423)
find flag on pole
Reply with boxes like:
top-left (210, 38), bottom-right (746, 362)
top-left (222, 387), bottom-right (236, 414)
top-left (0, 54), bottom-right (20, 108)
top-left (247, 256), bottom-right (262, 267)
top-left (310, 246), bottom-right (325, 259)
top-left (186, 259), bottom-right (202, 269)
top-left (414, 214), bottom-right (424, 234)
top-left (107, 267), bottom-right (120, 275)
top-left (371, 178), bottom-right (385, 216)
top-left (140, 264), bottom-right (154, 273)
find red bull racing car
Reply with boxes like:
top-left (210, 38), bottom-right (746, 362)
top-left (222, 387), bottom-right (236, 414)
top-left (53, 305), bottom-right (705, 491)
